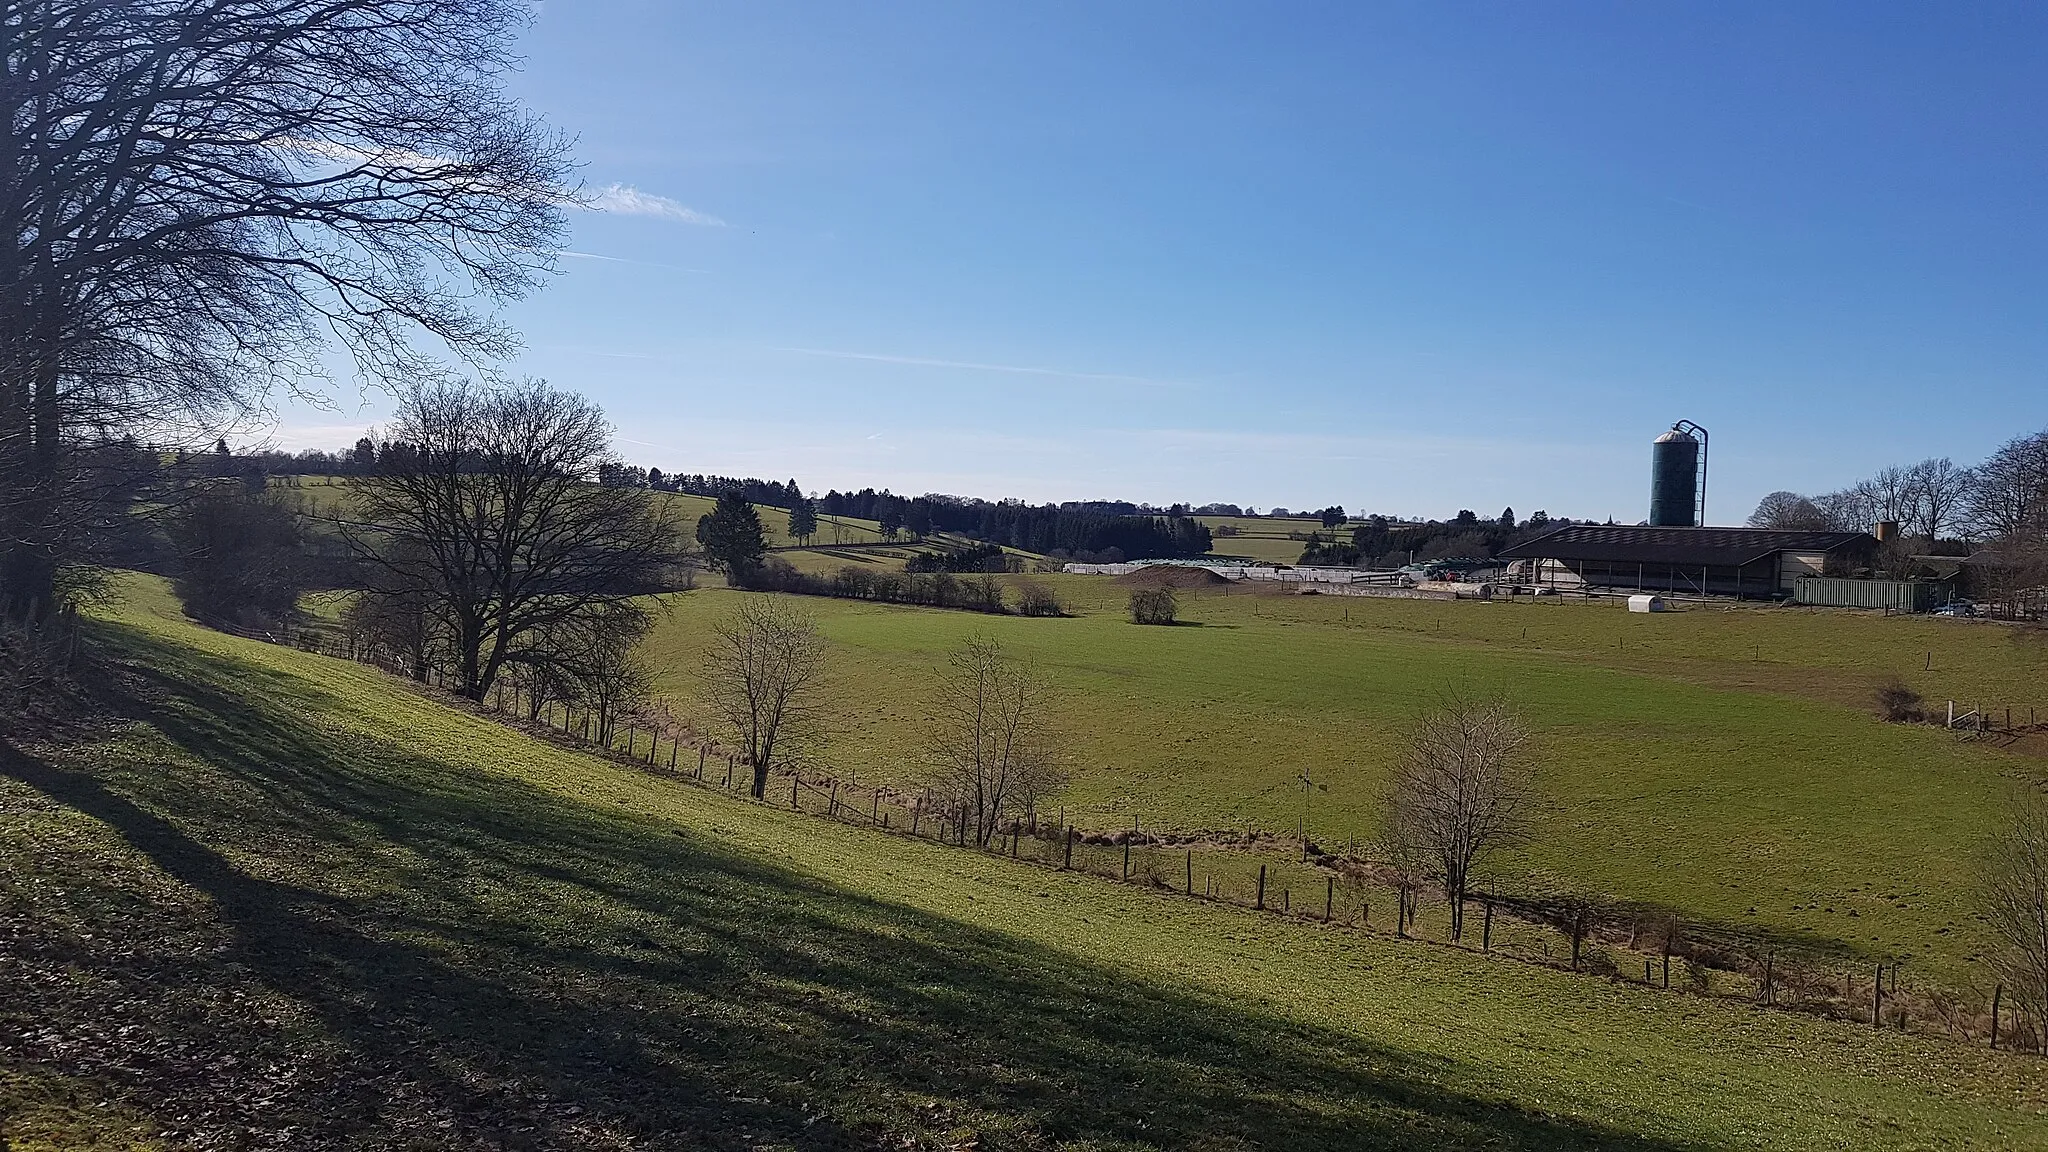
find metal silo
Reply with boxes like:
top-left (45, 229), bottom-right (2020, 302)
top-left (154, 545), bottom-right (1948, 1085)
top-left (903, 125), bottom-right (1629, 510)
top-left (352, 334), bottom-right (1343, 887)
top-left (1648, 421), bottom-right (1707, 527)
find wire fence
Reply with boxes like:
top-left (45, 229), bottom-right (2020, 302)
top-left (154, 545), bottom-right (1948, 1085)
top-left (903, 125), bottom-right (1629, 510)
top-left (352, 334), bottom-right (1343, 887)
top-left (292, 629), bottom-right (2045, 1059)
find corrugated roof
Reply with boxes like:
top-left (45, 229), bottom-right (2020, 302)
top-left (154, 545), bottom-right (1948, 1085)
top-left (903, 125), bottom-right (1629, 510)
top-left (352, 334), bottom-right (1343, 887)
top-left (1497, 525), bottom-right (1874, 567)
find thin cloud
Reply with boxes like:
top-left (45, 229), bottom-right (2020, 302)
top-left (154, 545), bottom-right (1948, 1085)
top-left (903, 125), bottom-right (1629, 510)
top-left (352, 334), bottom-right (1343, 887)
top-left (588, 183), bottom-right (725, 226)
top-left (774, 346), bottom-right (1191, 389)
top-left (554, 249), bottom-right (710, 273)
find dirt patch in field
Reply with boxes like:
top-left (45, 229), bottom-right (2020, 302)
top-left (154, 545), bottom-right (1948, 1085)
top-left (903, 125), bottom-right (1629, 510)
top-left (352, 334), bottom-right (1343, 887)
top-left (1114, 567), bottom-right (1234, 590)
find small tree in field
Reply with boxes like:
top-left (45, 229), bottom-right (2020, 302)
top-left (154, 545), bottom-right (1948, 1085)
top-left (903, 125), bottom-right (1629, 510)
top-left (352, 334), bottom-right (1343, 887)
top-left (1383, 697), bottom-right (1535, 941)
top-left (787, 495), bottom-right (819, 547)
top-left (705, 598), bottom-right (827, 798)
top-left (923, 637), bottom-right (1066, 846)
top-left (1129, 587), bottom-right (1178, 625)
top-left (1985, 790), bottom-right (2048, 1051)
top-left (698, 490), bottom-right (768, 585)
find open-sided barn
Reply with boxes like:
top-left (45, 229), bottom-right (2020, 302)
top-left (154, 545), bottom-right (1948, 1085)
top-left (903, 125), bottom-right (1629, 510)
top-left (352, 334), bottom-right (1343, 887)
top-left (1497, 524), bottom-right (1877, 599)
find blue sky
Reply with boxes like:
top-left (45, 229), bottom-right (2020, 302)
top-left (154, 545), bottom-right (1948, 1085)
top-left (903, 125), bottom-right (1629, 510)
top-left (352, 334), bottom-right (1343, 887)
top-left (274, 1), bottom-right (2047, 523)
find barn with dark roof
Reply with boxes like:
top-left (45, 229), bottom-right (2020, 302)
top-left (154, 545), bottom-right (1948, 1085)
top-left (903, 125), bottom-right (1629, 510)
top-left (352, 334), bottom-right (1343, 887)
top-left (1496, 525), bottom-right (1878, 599)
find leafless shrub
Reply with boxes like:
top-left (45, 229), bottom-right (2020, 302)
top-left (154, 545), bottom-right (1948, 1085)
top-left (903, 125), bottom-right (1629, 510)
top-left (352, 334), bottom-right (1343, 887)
top-left (962, 574), bottom-right (1007, 614)
top-left (1129, 587), bottom-right (1177, 625)
top-left (1874, 677), bottom-right (1925, 723)
top-left (1014, 579), bottom-right (1065, 618)
top-left (922, 637), bottom-right (1067, 847)
top-left (1984, 789), bottom-right (2048, 1051)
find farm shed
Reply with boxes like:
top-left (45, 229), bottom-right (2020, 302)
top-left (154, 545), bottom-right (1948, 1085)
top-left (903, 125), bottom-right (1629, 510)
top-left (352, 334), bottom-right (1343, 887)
top-left (1792, 577), bottom-right (1951, 612)
top-left (1498, 525), bottom-right (1877, 599)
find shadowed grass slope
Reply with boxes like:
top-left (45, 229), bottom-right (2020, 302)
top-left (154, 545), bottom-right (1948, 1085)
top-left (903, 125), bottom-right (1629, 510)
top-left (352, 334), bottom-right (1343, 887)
top-left (2, 576), bottom-right (2043, 1150)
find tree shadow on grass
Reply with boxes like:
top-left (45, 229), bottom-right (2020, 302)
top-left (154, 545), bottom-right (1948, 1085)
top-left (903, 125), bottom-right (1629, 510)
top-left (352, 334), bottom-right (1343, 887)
top-left (2, 622), bottom-right (1701, 1152)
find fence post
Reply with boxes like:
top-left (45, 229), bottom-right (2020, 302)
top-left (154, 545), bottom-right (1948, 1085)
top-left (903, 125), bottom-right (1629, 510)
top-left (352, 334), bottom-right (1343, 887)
top-left (1122, 838), bottom-right (1130, 880)
top-left (1873, 963), bottom-right (1884, 1028)
top-left (1992, 985), bottom-right (2003, 1050)
top-left (1186, 850), bottom-right (1194, 895)
top-left (829, 780), bottom-right (839, 817)
top-left (698, 746), bottom-right (708, 779)
top-left (1763, 953), bottom-right (1774, 1005)
top-left (1256, 864), bottom-right (1267, 910)
top-left (1325, 876), bottom-right (1334, 922)
top-left (1483, 900), bottom-right (1493, 952)
top-left (1064, 828), bottom-right (1074, 869)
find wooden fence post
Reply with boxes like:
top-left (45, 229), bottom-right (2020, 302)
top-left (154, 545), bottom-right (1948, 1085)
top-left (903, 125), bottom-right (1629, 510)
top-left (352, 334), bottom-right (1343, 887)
top-left (1872, 963), bottom-right (1884, 1028)
top-left (1122, 838), bottom-right (1130, 880)
top-left (698, 746), bottom-right (708, 778)
top-left (1186, 850), bottom-right (1194, 895)
top-left (1482, 900), bottom-right (1493, 952)
top-left (1325, 876), bottom-right (1334, 922)
top-left (1063, 828), bottom-right (1074, 869)
top-left (1763, 953), bottom-right (1774, 1005)
top-left (1255, 864), bottom-right (1267, 910)
top-left (1991, 985), bottom-right (2003, 1050)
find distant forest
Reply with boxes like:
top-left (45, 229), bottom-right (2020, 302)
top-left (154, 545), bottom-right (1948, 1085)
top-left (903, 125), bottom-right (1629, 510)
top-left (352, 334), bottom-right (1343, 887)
top-left (1297, 509), bottom-right (1579, 568)
top-left (229, 449), bottom-right (1587, 567)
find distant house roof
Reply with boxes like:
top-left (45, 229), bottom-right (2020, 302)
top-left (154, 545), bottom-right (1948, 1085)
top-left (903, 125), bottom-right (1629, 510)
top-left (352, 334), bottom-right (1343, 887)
top-left (1497, 525), bottom-right (1875, 568)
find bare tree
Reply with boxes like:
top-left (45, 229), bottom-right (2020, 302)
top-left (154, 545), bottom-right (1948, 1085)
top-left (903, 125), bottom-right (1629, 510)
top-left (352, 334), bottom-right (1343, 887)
top-left (1, 0), bottom-right (571, 617)
top-left (704, 598), bottom-right (827, 799)
top-left (1863, 465), bottom-right (1916, 527)
top-left (1904, 458), bottom-right (1976, 543)
top-left (1971, 431), bottom-right (2048, 542)
top-left (1985, 790), bottom-right (2048, 1052)
top-left (574, 623), bottom-right (651, 750)
top-left (1814, 485), bottom-right (1879, 533)
top-left (1383, 698), bottom-right (1535, 941)
top-left (923, 637), bottom-right (1065, 847)
top-left (1747, 491), bottom-right (1831, 530)
top-left (349, 379), bottom-right (686, 699)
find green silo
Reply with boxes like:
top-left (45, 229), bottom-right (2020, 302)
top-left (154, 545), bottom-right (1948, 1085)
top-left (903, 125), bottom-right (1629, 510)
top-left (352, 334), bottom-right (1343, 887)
top-left (1649, 427), bottom-right (1701, 527)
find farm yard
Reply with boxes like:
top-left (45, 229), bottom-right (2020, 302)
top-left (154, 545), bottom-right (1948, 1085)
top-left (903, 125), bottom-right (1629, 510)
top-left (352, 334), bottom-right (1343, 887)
top-left (639, 573), bottom-right (2048, 987)
top-left (3, 575), bottom-right (2044, 1151)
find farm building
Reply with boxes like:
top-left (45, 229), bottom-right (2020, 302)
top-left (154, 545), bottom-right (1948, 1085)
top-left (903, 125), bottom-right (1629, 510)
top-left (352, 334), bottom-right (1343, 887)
top-left (1497, 524), bottom-right (1877, 599)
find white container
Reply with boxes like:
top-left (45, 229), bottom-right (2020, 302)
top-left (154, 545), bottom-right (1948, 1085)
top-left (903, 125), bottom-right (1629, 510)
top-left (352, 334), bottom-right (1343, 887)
top-left (1627, 594), bottom-right (1666, 613)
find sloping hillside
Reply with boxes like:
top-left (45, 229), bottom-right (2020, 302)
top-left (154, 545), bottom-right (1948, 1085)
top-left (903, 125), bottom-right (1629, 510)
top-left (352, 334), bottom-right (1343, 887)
top-left (2, 576), bottom-right (2042, 1150)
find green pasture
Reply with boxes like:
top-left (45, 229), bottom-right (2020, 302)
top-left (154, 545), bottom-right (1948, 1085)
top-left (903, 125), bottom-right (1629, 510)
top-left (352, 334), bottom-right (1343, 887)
top-left (640, 577), bottom-right (2048, 982)
top-left (2, 574), bottom-right (2041, 1149)
top-left (1196, 513), bottom-right (1341, 564)
top-left (273, 476), bottom-right (898, 551)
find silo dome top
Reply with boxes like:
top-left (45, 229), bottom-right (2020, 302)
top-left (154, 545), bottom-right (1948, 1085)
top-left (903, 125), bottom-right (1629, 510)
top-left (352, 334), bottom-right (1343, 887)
top-left (1655, 429), bottom-right (1698, 444)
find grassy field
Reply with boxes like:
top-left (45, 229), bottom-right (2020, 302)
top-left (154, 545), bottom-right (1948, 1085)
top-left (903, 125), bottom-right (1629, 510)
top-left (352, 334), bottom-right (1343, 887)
top-left (2, 574), bottom-right (2043, 1150)
top-left (1195, 513), bottom-right (1341, 564)
top-left (639, 576), bottom-right (2048, 984)
top-left (277, 477), bottom-right (1048, 574)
